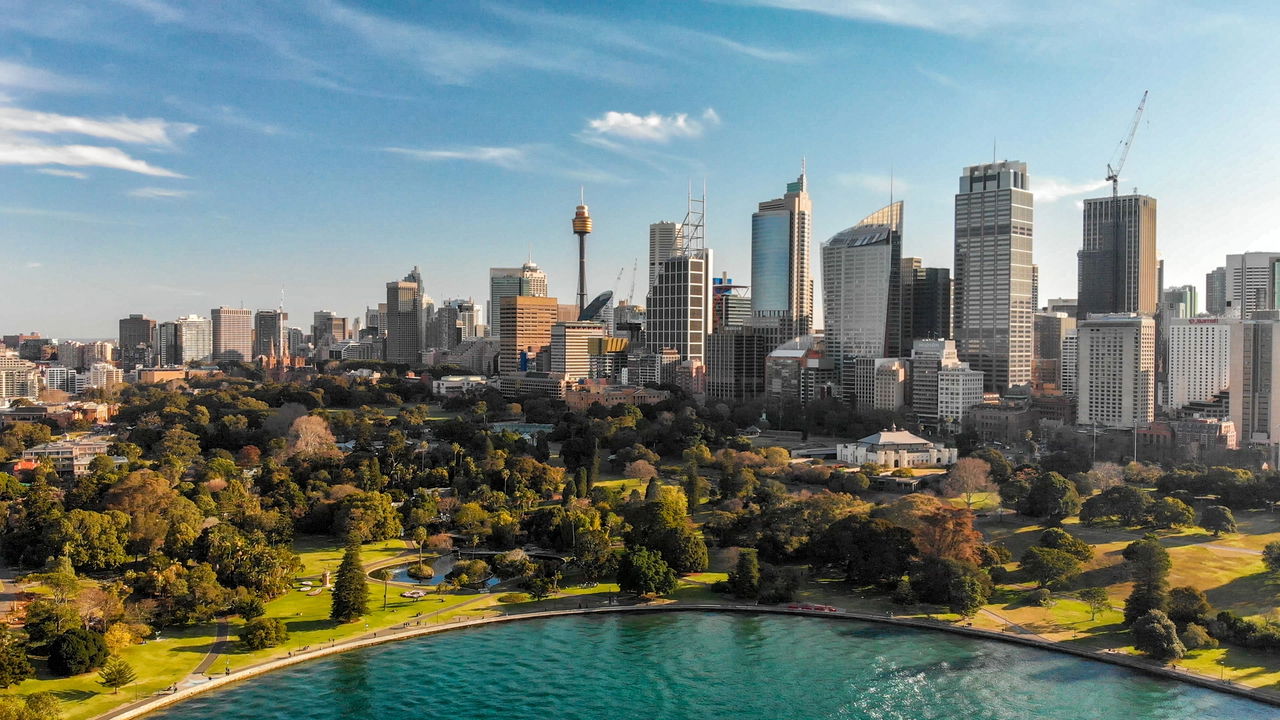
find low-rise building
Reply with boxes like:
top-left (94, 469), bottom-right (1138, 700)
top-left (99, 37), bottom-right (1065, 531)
top-left (564, 380), bottom-right (670, 411)
top-left (496, 371), bottom-right (571, 400)
top-left (835, 426), bottom-right (957, 468)
top-left (432, 375), bottom-right (488, 397)
top-left (22, 435), bottom-right (112, 477)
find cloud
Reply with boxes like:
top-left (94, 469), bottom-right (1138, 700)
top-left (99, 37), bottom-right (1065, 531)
top-left (0, 60), bottom-right (84, 93)
top-left (0, 142), bottom-right (187, 177)
top-left (916, 65), bottom-right (959, 88)
top-left (127, 186), bottom-right (192, 198)
top-left (835, 172), bottom-right (908, 195)
top-left (163, 97), bottom-right (287, 136)
top-left (0, 106), bottom-right (196, 147)
top-left (1035, 177), bottom-right (1110, 203)
top-left (24, 261), bottom-right (42, 269)
top-left (584, 108), bottom-right (721, 143)
top-left (678, 31), bottom-right (805, 63)
top-left (731, 0), bottom-right (1004, 33)
top-left (34, 167), bottom-right (88, 179)
top-left (383, 146), bottom-right (528, 169)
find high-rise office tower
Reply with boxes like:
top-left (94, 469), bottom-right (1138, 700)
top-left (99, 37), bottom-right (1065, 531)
top-left (172, 315), bottom-right (211, 364)
top-left (157, 322), bottom-right (179, 366)
top-left (1206, 266), bottom-right (1227, 316)
top-left (1032, 311), bottom-right (1076, 392)
top-left (910, 339), bottom-right (982, 429)
top-left (1077, 194), bottom-right (1158, 319)
top-left (254, 309), bottom-right (288, 359)
top-left (1225, 253), bottom-right (1280, 317)
top-left (1164, 317), bottom-right (1234, 412)
top-left (646, 248), bottom-right (713, 364)
top-left (286, 328), bottom-right (306, 356)
top-left (498, 296), bottom-right (559, 374)
top-left (1060, 330), bottom-right (1079, 396)
top-left (1076, 314), bottom-right (1155, 428)
top-left (489, 262), bottom-right (548, 338)
top-left (954, 161), bottom-right (1034, 393)
top-left (751, 168), bottom-right (813, 336)
top-left (822, 201), bottom-right (904, 368)
top-left (905, 263), bottom-right (952, 342)
top-left (118, 314), bottom-right (156, 370)
top-left (711, 273), bottom-right (751, 332)
top-left (551, 321), bottom-right (606, 381)
top-left (649, 221), bottom-right (684, 290)
top-left (386, 267), bottom-right (426, 364)
top-left (1160, 285), bottom-right (1198, 319)
top-left (364, 304), bottom-right (388, 338)
top-left (211, 307), bottom-right (253, 363)
top-left (311, 311), bottom-right (348, 347)
top-left (1231, 313), bottom-right (1280, 460)
top-left (430, 305), bottom-right (461, 351)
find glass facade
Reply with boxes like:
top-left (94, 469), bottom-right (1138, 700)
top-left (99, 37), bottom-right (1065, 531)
top-left (751, 212), bottom-right (791, 316)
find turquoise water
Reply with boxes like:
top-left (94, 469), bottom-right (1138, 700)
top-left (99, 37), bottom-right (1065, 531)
top-left (147, 613), bottom-right (1273, 720)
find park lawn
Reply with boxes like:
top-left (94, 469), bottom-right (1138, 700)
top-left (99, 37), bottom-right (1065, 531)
top-left (293, 535), bottom-right (409, 577)
top-left (594, 476), bottom-right (656, 496)
top-left (944, 491), bottom-right (1001, 511)
top-left (4, 623), bottom-right (221, 720)
top-left (1166, 546), bottom-right (1277, 617)
top-left (1177, 645), bottom-right (1280, 687)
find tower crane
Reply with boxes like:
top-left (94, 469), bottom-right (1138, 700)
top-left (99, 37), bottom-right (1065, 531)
top-left (1104, 91), bottom-right (1148, 314)
top-left (1106, 90), bottom-right (1147, 201)
top-left (628, 258), bottom-right (638, 305)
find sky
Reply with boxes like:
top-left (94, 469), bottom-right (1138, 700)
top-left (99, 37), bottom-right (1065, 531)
top-left (3, 0), bottom-right (1280, 338)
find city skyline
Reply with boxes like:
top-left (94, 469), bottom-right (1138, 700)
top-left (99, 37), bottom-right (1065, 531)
top-left (4, 2), bottom-right (1279, 336)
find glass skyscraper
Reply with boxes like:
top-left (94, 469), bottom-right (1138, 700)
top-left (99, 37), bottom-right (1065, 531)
top-left (750, 170), bottom-right (813, 336)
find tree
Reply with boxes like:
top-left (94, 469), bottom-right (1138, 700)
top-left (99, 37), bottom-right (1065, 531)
top-left (574, 529), bottom-right (617, 581)
top-left (941, 458), bottom-right (996, 509)
top-left (48, 629), bottom-right (108, 677)
top-left (1080, 486), bottom-right (1151, 526)
top-left (1037, 527), bottom-right (1094, 562)
top-left (728, 549), bottom-right (761, 600)
top-left (330, 540), bottom-right (369, 623)
top-left (1149, 497), bottom-right (1195, 529)
top-left (624, 459), bottom-right (658, 482)
top-left (948, 573), bottom-right (987, 618)
top-left (971, 448), bottom-right (1011, 483)
top-left (240, 618), bottom-right (289, 650)
top-left (334, 491), bottom-right (403, 543)
top-left (285, 415), bottom-right (341, 458)
top-left (51, 510), bottom-right (131, 572)
top-left (1077, 587), bottom-right (1111, 620)
top-left (22, 599), bottom-right (81, 648)
top-left (1200, 506), bottom-right (1237, 537)
top-left (1167, 586), bottom-right (1212, 628)
top-left (412, 525), bottom-right (430, 563)
top-left (371, 568), bottom-right (392, 611)
top-left (1017, 472), bottom-right (1081, 524)
top-left (1020, 546), bottom-right (1082, 588)
top-left (815, 515), bottom-right (915, 587)
top-left (617, 548), bottom-right (677, 597)
top-left (1123, 537), bottom-right (1172, 625)
top-left (1264, 541), bottom-right (1280, 574)
top-left (97, 656), bottom-right (137, 694)
top-left (523, 570), bottom-right (561, 600)
top-left (1131, 610), bottom-right (1185, 662)
top-left (913, 508), bottom-right (984, 565)
top-left (0, 635), bottom-right (33, 688)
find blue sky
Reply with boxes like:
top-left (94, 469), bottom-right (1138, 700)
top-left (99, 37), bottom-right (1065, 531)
top-left (3, 0), bottom-right (1278, 337)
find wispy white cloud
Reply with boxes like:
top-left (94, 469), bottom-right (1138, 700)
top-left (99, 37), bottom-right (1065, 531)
top-left (127, 186), bottom-right (191, 199)
top-left (584, 108), bottom-right (721, 143)
top-left (0, 59), bottom-right (84, 93)
top-left (0, 106), bottom-right (196, 146)
top-left (383, 145), bottom-right (528, 169)
top-left (836, 172), bottom-right (908, 195)
top-left (677, 30), bottom-right (805, 63)
top-left (916, 65), bottom-right (959, 88)
top-left (1036, 177), bottom-right (1110, 203)
top-left (163, 96), bottom-right (287, 136)
top-left (384, 144), bottom-right (624, 183)
top-left (34, 167), bottom-right (88, 179)
top-left (0, 142), bottom-right (187, 177)
top-left (24, 261), bottom-right (42, 269)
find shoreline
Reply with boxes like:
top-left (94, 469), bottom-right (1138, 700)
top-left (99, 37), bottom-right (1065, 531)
top-left (93, 603), bottom-right (1280, 720)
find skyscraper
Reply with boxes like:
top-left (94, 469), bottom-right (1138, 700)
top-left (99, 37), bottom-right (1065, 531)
top-left (118, 314), bottom-right (156, 370)
top-left (1076, 314), bottom-right (1155, 429)
top-left (1206, 266), bottom-right (1227, 316)
top-left (649, 221), bottom-right (684, 291)
top-left (551, 321), bottom-right (606, 381)
top-left (954, 160), bottom-right (1034, 393)
top-left (822, 201), bottom-right (903, 367)
top-left (646, 248), bottom-right (713, 364)
top-left (254, 309), bottom-right (288, 359)
top-left (1077, 194), bottom-right (1158, 319)
top-left (1164, 317), bottom-right (1233, 412)
top-left (904, 263), bottom-right (952, 342)
top-left (751, 169), bottom-right (813, 336)
top-left (1225, 253), bottom-right (1280, 317)
top-left (386, 267), bottom-right (426, 364)
top-left (175, 314), bottom-right (212, 364)
top-left (489, 262), bottom-right (548, 338)
top-left (1160, 285), bottom-right (1198, 319)
top-left (1231, 313), bottom-right (1280, 461)
top-left (498, 296), bottom-right (559, 374)
top-left (1032, 311), bottom-right (1076, 392)
top-left (211, 307), bottom-right (253, 363)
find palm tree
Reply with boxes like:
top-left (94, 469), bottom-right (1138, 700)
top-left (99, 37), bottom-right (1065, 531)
top-left (371, 568), bottom-right (392, 611)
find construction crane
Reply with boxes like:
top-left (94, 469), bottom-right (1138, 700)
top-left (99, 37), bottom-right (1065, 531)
top-left (628, 258), bottom-right (638, 305)
top-left (1106, 90), bottom-right (1148, 199)
top-left (1103, 90), bottom-right (1148, 315)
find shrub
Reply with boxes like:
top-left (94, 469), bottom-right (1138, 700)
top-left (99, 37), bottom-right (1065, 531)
top-left (1131, 610), bottom-right (1185, 662)
top-left (496, 593), bottom-right (531, 604)
top-left (1180, 623), bottom-right (1218, 650)
top-left (406, 562), bottom-right (435, 580)
top-left (240, 618), bottom-right (289, 650)
top-left (1027, 588), bottom-right (1053, 607)
top-left (48, 629), bottom-right (108, 677)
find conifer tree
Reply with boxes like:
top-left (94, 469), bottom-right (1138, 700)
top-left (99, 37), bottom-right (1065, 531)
top-left (98, 656), bottom-right (137, 694)
top-left (330, 538), bottom-right (369, 622)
